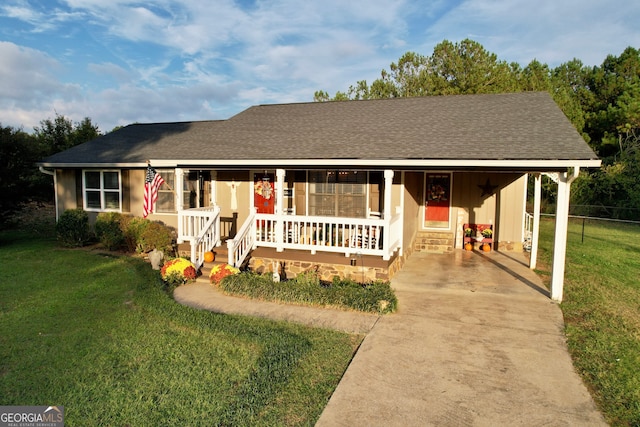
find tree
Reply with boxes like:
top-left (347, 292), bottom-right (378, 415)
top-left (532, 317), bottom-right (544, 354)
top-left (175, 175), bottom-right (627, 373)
top-left (316, 40), bottom-right (640, 215)
top-left (582, 47), bottom-right (640, 159)
top-left (316, 39), bottom-right (521, 101)
top-left (34, 113), bottom-right (101, 156)
top-left (0, 124), bottom-right (47, 225)
top-left (425, 39), bottom-right (519, 95)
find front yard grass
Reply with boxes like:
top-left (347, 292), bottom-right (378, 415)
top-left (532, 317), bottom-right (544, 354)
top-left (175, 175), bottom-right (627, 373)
top-left (537, 218), bottom-right (640, 426)
top-left (0, 231), bottom-right (361, 426)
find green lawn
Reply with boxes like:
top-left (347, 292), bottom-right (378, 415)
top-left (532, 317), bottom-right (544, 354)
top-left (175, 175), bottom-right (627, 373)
top-left (0, 231), bottom-right (361, 426)
top-left (536, 218), bottom-right (640, 426)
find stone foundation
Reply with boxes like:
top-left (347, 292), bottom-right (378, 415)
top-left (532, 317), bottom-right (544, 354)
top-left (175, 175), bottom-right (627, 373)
top-left (249, 250), bottom-right (407, 283)
top-left (413, 231), bottom-right (454, 253)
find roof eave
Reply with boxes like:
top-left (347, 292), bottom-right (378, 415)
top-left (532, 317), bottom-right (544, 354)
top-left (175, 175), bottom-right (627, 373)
top-left (161, 158), bottom-right (602, 169)
top-left (38, 158), bottom-right (602, 170)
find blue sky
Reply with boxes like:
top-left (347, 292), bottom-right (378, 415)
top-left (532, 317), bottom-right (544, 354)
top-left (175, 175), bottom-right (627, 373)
top-left (1, 0), bottom-right (639, 133)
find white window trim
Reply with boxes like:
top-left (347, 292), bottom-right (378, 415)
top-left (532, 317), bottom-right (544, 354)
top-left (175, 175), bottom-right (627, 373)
top-left (82, 169), bottom-right (122, 212)
top-left (305, 170), bottom-right (370, 218)
top-left (155, 169), bottom-right (177, 214)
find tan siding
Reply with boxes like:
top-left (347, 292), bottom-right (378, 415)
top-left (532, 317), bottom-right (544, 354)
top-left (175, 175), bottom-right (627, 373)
top-left (121, 170), bottom-right (131, 213)
top-left (497, 175), bottom-right (526, 249)
top-left (391, 173), bottom-right (402, 214)
top-left (216, 171), bottom-right (251, 226)
top-left (294, 172), bottom-right (306, 216)
top-left (128, 169), bottom-right (144, 217)
top-left (403, 172), bottom-right (422, 248)
top-left (55, 169), bottom-right (79, 217)
top-left (452, 172), bottom-right (525, 251)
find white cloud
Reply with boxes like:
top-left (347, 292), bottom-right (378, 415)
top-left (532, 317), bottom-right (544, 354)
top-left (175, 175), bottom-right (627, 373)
top-left (422, 0), bottom-right (640, 66)
top-left (0, 41), bottom-right (85, 128)
top-left (1, 0), bottom-right (639, 133)
top-left (0, 1), bottom-right (85, 32)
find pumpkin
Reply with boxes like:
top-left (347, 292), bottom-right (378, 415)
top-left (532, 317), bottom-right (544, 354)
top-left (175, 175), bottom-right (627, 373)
top-left (204, 251), bottom-right (215, 263)
top-left (464, 242), bottom-right (473, 251)
top-left (482, 243), bottom-right (491, 252)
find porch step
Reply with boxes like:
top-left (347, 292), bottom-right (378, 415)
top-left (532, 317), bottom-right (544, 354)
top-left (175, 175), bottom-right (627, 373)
top-left (197, 246), bottom-right (229, 284)
top-left (414, 231), bottom-right (454, 254)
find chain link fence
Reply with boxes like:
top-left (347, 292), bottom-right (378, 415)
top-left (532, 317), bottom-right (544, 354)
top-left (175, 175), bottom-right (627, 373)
top-left (569, 204), bottom-right (640, 222)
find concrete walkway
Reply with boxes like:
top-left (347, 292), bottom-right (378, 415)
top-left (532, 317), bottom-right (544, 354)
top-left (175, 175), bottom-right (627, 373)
top-left (174, 251), bottom-right (606, 426)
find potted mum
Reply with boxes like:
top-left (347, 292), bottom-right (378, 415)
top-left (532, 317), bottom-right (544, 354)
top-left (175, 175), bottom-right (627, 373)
top-left (160, 258), bottom-right (197, 289)
top-left (481, 228), bottom-right (492, 252)
top-left (464, 227), bottom-right (474, 250)
top-left (210, 264), bottom-right (240, 286)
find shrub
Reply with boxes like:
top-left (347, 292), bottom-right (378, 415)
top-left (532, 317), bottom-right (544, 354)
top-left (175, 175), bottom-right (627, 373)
top-left (95, 212), bottom-right (125, 250)
top-left (220, 271), bottom-right (397, 314)
top-left (160, 258), bottom-right (197, 289)
top-left (121, 216), bottom-right (150, 253)
top-left (56, 208), bottom-right (92, 247)
top-left (209, 264), bottom-right (240, 285)
top-left (138, 221), bottom-right (175, 254)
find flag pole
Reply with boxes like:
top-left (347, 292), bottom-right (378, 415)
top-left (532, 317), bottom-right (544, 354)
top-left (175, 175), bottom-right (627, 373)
top-left (147, 160), bottom-right (177, 195)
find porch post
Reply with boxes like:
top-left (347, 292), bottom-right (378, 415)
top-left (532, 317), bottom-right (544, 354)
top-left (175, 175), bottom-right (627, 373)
top-left (175, 168), bottom-right (184, 243)
top-left (529, 173), bottom-right (541, 270)
top-left (550, 167), bottom-right (579, 302)
top-left (275, 169), bottom-right (285, 252)
top-left (210, 171), bottom-right (217, 207)
top-left (383, 170), bottom-right (394, 261)
top-left (399, 171), bottom-right (405, 257)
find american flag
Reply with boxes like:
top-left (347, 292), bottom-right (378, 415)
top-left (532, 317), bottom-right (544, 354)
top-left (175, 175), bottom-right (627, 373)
top-left (143, 165), bottom-right (165, 218)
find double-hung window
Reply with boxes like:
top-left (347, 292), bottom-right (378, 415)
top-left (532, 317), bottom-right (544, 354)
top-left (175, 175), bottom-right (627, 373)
top-left (308, 170), bottom-right (367, 218)
top-left (156, 169), bottom-right (176, 213)
top-left (83, 170), bottom-right (121, 211)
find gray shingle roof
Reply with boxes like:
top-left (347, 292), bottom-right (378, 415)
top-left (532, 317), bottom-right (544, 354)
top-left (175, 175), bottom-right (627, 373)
top-left (41, 92), bottom-right (598, 167)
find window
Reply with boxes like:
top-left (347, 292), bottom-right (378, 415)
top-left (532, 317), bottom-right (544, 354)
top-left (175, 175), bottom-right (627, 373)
top-left (83, 170), bottom-right (121, 211)
top-left (156, 169), bottom-right (176, 213)
top-left (308, 170), bottom-right (366, 217)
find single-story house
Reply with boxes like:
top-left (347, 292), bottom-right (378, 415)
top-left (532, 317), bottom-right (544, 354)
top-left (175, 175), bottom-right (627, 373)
top-left (39, 92), bottom-right (600, 301)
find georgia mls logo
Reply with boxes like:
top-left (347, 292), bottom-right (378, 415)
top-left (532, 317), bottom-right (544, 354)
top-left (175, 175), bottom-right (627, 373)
top-left (44, 406), bottom-right (63, 416)
top-left (0, 405), bottom-right (64, 427)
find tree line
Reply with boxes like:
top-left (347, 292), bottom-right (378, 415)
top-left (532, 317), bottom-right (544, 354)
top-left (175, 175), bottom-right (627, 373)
top-left (2, 38), bottom-right (638, 225)
top-left (0, 114), bottom-right (101, 225)
top-left (316, 39), bottom-right (640, 219)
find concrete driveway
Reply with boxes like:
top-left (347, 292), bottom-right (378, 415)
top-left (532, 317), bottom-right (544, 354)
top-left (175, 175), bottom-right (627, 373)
top-left (316, 250), bottom-right (606, 426)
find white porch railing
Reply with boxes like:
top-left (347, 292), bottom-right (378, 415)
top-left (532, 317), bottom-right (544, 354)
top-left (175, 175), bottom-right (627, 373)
top-left (182, 209), bottom-right (403, 268)
top-left (524, 211), bottom-right (533, 252)
top-left (254, 212), bottom-right (402, 260)
top-left (178, 206), bottom-right (221, 270)
top-left (227, 210), bottom-right (256, 268)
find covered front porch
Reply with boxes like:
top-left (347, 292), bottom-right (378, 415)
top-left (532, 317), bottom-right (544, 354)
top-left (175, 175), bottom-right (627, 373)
top-left (174, 168), bottom-right (403, 275)
top-left (177, 207), bottom-right (403, 275)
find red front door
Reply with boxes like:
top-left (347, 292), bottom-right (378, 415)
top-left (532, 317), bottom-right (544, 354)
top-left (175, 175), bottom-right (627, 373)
top-left (424, 173), bottom-right (451, 228)
top-left (254, 173), bottom-right (275, 214)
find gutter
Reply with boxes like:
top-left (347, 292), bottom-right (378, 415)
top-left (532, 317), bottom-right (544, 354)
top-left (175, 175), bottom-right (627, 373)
top-left (39, 166), bottom-right (55, 176)
top-left (38, 158), bottom-right (603, 170)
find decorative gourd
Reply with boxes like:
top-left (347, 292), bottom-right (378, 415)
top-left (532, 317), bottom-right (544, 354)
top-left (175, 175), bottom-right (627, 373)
top-left (204, 251), bottom-right (215, 263)
top-left (464, 242), bottom-right (473, 251)
top-left (482, 243), bottom-right (491, 252)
